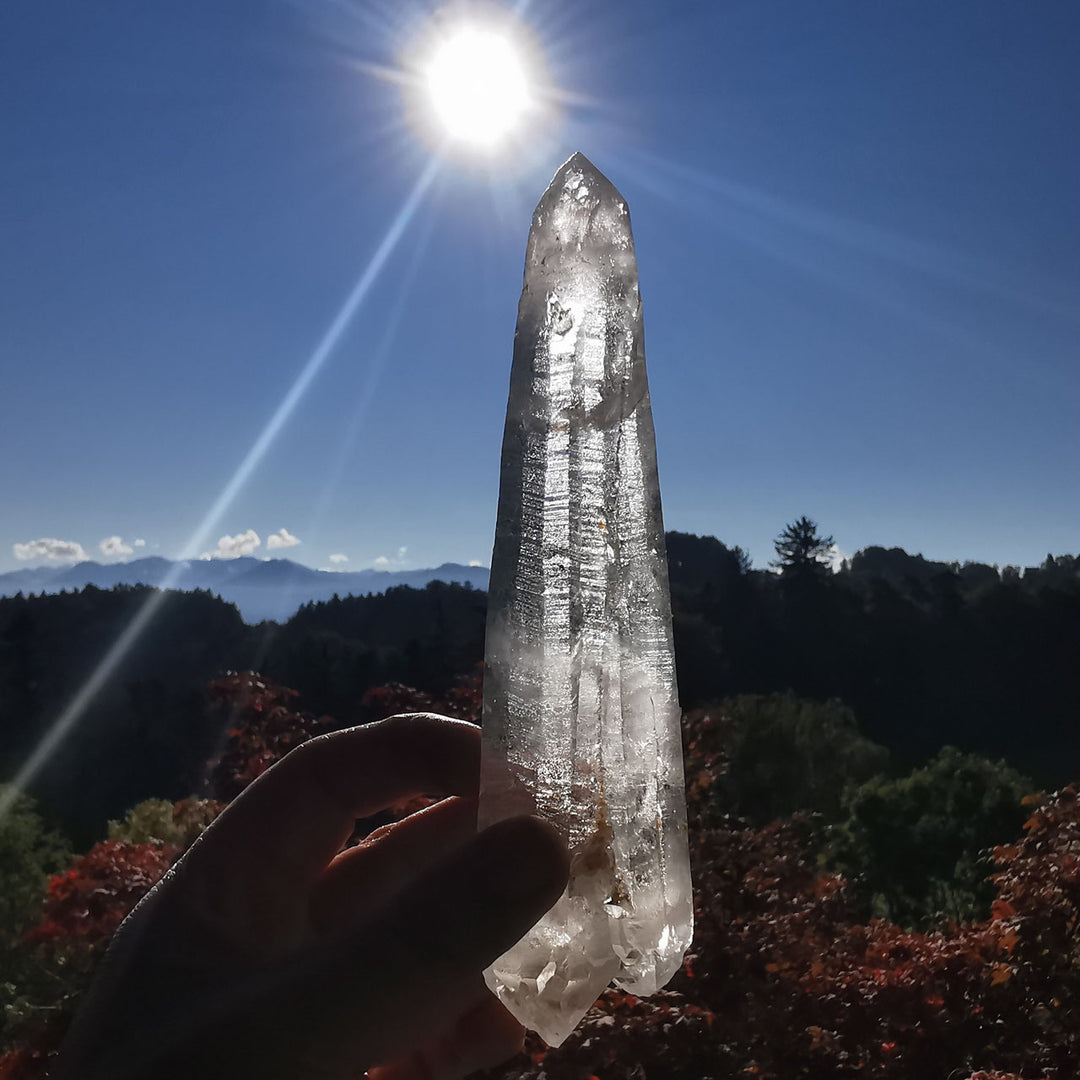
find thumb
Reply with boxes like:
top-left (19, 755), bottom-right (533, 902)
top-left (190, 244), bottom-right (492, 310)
top-left (293, 814), bottom-right (570, 1071)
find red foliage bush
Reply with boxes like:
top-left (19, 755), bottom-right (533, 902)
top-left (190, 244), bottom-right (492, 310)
top-left (484, 715), bottom-right (1080, 1080)
top-left (0, 839), bottom-right (180, 1079)
top-left (439, 666), bottom-right (484, 723)
top-left (205, 671), bottom-right (334, 800)
top-left (361, 681), bottom-right (439, 717)
top-left (27, 839), bottom-right (176, 946)
top-left (358, 671), bottom-right (484, 822)
top-left (361, 666), bottom-right (483, 725)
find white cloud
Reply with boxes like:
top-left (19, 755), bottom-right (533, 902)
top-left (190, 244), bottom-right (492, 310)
top-left (99, 536), bottom-right (134, 558)
top-left (825, 543), bottom-right (849, 573)
top-left (372, 546), bottom-right (408, 571)
top-left (468, 559), bottom-right (482, 567)
top-left (267, 527), bottom-right (300, 550)
top-left (133, 538), bottom-right (146, 548)
top-left (329, 553), bottom-right (349, 564)
top-left (13, 537), bottom-right (88, 564)
top-left (203, 529), bottom-right (261, 560)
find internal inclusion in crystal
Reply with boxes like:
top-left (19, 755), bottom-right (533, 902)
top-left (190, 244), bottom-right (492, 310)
top-left (479, 153), bottom-right (693, 1046)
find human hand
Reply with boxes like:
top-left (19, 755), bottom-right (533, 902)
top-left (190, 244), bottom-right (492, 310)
top-left (55, 714), bottom-right (568, 1080)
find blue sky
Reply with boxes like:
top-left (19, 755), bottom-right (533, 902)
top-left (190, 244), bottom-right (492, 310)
top-left (3, 0), bottom-right (1078, 575)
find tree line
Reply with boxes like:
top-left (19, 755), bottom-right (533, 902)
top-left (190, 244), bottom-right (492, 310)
top-left (667, 521), bottom-right (1080, 784)
top-left (0, 523), bottom-right (1077, 842)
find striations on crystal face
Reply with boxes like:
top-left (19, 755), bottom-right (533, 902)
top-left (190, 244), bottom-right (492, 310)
top-left (479, 152), bottom-right (693, 1047)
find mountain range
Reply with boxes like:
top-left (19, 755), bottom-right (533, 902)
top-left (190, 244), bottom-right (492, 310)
top-left (0, 556), bottom-right (490, 624)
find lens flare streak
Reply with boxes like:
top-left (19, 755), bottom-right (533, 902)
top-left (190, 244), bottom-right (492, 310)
top-left (179, 155), bottom-right (441, 563)
top-left (0, 155), bottom-right (441, 823)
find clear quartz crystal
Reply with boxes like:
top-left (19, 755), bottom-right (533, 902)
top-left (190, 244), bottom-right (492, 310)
top-left (479, 153), bottom-right (693, 1047)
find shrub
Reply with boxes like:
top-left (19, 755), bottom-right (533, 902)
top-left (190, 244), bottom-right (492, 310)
top-left (107, 796), bottom-right (224, 848)
top-left (205, 671), bottom-right (333, 800)
top-left (834, 747), bottom-right (1031, 926)
top-left (0, 786), bottom-right (70, 950)
top-left (684, 694), bottom-right (888, 827)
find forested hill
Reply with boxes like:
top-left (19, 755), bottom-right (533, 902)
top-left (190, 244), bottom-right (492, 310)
top-left (664, 532), bottom-right (1080, 783)
top-left (1, 532), bottom-right (1078, 841)
top-left (0, 581), bottom-right (487, 842)
top-left (0, 556), bottom-right (489, 623)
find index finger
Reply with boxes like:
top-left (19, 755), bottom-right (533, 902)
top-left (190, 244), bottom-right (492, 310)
top-left (186, 713), bottom-right (480, 897)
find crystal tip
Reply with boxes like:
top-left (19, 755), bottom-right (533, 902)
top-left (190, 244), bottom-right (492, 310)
top-left (554, 151), bottom-right (604, 183)
top-left (564, 150), bottom-right (596, 171)
top-left (541, 152), bottom-right (624, 211)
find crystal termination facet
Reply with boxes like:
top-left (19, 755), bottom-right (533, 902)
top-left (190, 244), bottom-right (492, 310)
top-left (479, 153), bottom-right (693, 1047)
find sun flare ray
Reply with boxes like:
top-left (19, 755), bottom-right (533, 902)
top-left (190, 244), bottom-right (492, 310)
top-left (0, 156), bottom-right (441, 824)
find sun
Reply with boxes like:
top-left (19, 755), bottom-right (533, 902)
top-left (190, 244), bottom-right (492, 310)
top-left (420, 23), bottom-right (533, 150)
top-left (395, 5), bottom-right (554, 162)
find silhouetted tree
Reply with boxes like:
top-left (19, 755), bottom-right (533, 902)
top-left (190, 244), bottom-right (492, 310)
top-left (772, 516), bottom-right (834, 579)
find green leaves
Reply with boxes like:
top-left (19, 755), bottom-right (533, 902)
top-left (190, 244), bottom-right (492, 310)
top-left (834, 747), bottom-right (1031, 927)
top-left (685, 694), bottom-right (889, 828)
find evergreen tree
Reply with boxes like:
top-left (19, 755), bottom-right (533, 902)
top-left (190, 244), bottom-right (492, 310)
top-left (772, 516), bottom-right (834, 578)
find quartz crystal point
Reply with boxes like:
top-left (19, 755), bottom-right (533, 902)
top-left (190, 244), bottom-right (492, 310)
top-left (479, 153), bottom-right (693, 1047)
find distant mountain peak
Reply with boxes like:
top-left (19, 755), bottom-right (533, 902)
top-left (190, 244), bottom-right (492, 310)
top-left (0, 556), bottom-right (489, 624)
